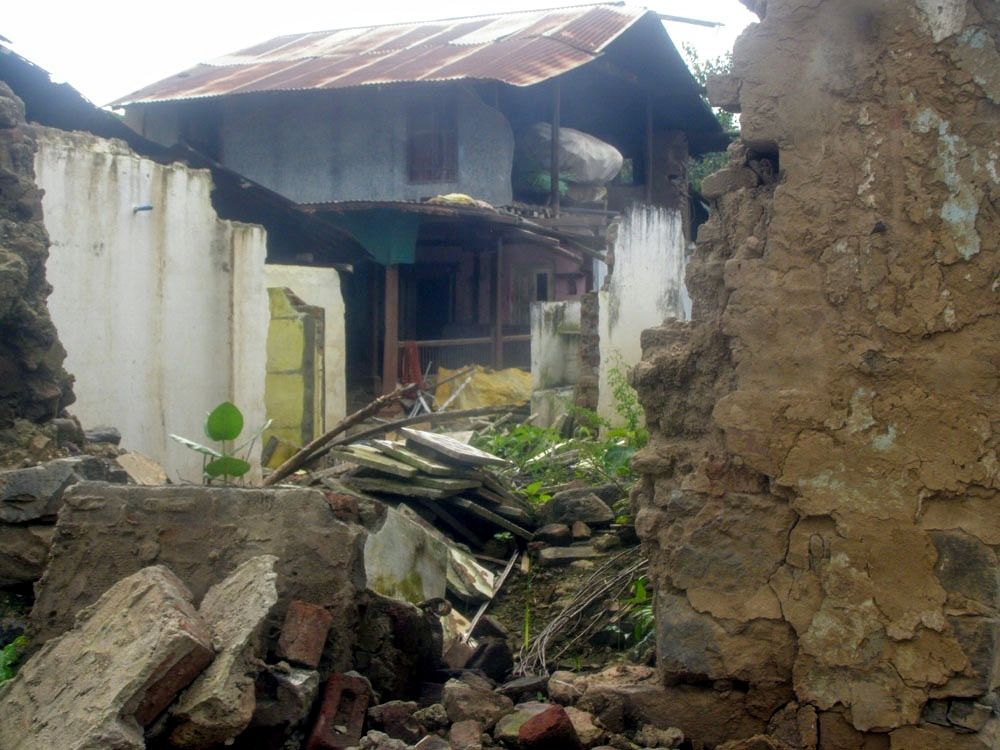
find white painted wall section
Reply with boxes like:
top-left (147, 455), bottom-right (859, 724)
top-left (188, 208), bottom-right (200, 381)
top-left (35, 127), bottom-right (269, 482)
top-left (598, 205), bottom-right (690, 425)
top-left (264, 264), bottom-right (348, 429)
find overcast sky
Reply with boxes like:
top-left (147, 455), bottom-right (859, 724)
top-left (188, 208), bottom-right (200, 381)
top-left (2, 1), bottom-right (757, 106)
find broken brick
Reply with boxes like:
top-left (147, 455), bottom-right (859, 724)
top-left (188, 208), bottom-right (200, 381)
top-left (277, 599), bottom-right (334, 669)
top-left (518, 704), bottom-right (583, 750)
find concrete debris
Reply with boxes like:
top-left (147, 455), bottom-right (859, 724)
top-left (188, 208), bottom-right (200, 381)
top-left (518, 703), bottom-right (583, 750)
top-left (633, 724), bottom-right (683, 749)
top-left (565, 706), bottom-right (607, 749)
top-left (169, 554), bottom-right (279, 749)
top-left (253, 663), bottom-right (320, 729)
top-left (306, 672), bottom-right (373, 750)
top-left (0, 455), bottom-right (125, 523)
top-left (367, 700), bottom-right (423, 743)
top-left (83, 425), bottom-right (121, 444)
top-left (0, 523), bottom-right (53, 585)
top-left (537, 545), bottom-right (602, 566)
top-left (542, 488), bottom-right (614, 527)
top-left (493, 701), bottom-right (550, 744)
top-left (115, 451), bottom-right (167, 485)
top-left (448, 718), bottom-right (484, 748)
top-left (0, 565), bottom-right (213, 749)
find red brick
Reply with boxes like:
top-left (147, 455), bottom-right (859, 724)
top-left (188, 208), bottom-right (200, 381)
top-left (518, 704), bottom-right (582, 750)
top-left (305, 673), bottom-right (372, 750)
top-left (277, 600), bottom-right (334, 669)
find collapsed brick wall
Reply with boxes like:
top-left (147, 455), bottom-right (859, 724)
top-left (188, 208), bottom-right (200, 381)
top-left (0, 84), bottom-right (73, 447)
top-left (633, 1), bottom-right (999, 748)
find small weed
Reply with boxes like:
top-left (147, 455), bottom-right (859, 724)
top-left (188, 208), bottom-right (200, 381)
top-left (0, 635), bottom-right (28, 684)
top-left (622, 576), bottom-right (655, 644)
top-left (170, 401), bottom-right (271, 484)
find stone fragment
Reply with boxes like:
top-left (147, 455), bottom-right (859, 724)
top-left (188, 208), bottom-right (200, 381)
top-left (572, 521), bottom-right (592, 541)
top-left (170, 554), bottom-right (279, 749)
top-left (115, 451), bottom-right (167, 485)
top-left (449, 718), bottom-right (484, 748)
top-left (413, 702), bottom-right (450, 731)
top-left (549, 670), bottom-right (588, 705)
top-left (494, 701), bottom-right (550, 743)
top-left (367, 700), bottom-right (423, 743)
top-left (499, 674), bottom-right (548, 701)
top-left (947, 700), bottom-right (993, 732)
top-left (634, 724), bottom-right (683, 748)
top-left (0, 565), bottom-right (213, 749)
top-left (716, 737), bottom-right (795, 750)
top-left (415, 736), bottom-right (452, 750)
top-left (535, 523), bottom-right (573, 545)
top-left (565, 706), bottom-right (607, 748)
top-left (253, 663), bottom-right (320, 728)
top-left (306, 672), bottom-right (373, 750)
top-left (442, 677), bottom-right (514, 730)
top-left (0, 523), bottom-right (53, 585)
top-left (359, 729), bottom-right (410, 749)
top-left (277, 599), bottom-right (335, 668)
top-left (0, 456), bottom-right (122, 523)
top-left (698, 167), bottom-right (759, 200)
top-left (538, 545), bottom-right (602, 566)
top-left (467, 636), bottom-right (514, 682)
top-left (543, 489), bottom-right (614, 527)
top-left (84, 425), bottom-right (121, 444)
top-left (519, 704), bottom-right (583, 749)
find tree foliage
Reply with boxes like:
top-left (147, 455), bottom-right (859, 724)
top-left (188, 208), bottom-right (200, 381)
top-left (682, 43), bottom-right (738, 192)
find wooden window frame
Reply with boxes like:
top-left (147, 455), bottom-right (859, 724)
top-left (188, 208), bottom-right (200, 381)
top-left (407, 98), bottom-right (458, 184)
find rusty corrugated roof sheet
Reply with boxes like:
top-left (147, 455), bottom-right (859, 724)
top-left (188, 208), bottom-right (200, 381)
top-left (113, 4), bottom-right (650, 106)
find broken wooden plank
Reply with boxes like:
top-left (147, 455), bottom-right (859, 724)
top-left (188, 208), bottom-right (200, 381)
top-left (407, 499), bottom-right (487, 550)
top-left (370, 440), bottom-right (476, 477)
top-left (329, 406), bottom-right (511, 447)
top-left (329, 445), bottom-right (419, 479)
top-left (448, 497), bottom-right (533, 540)
top-left (410, 476), bottom-right (482, 493)
top-left (402, 427), bottom-right (509, 467)
top-left (492, 504), bottom-right (535, 528)
top-left (342, 477), bottom-right (453, 499)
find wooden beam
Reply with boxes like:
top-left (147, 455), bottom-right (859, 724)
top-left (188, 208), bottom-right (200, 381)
top-left (381, 263), bottom-right (399, 395)
top-left (645, 93), bottom-right (654, 204)
top-left (550, 79), bottom-right (561, 216)
top-left (493, 238), bottom-right (504, 369)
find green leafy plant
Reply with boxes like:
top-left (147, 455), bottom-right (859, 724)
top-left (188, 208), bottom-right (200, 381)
top-left (522, 481), bottom-right (552, 506)
top-left (0, 635), bottom-right (28, 683)
top-left (170, 402), bottom-right (270, 484)
top-left (681, 43), bottom-right (739, 193)
top-left (622, 576), bottom-right (655, 644)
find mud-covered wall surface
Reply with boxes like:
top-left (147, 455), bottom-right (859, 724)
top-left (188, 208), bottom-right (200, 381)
top-left (633, 1), bottom-right (999, 747)
top-left (0, 84), bottom-right (73, 460)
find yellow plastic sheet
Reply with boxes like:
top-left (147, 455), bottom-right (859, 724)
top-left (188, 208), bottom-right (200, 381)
top-left (434, 365), bottom-right (532, 411)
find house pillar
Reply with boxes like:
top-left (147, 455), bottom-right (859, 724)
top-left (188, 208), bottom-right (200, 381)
top-left (493, 238), bottom-right (504, 369)
top-left (550, 79), bottom-right (561, 216)
top-left (381, 263), bottom-right (399, 395)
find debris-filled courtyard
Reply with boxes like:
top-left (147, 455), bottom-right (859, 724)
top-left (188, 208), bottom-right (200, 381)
top-left (0, 1), bottom-right (998, 748)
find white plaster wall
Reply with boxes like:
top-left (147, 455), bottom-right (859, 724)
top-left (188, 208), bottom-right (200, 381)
top-left (598, 205), bottom-right (690, 425)
top-left (531, 300), bottom-right (581, 391)
top-left (35, 127), bottom-right (269, 483)
top-left (264, 264), bottom-right (347, 429)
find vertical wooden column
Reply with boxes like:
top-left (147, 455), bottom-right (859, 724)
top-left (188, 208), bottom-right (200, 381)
top-left (381, 263), bottom-right (399, 395)
top-left (493, 238), bottom-right (504, 369)
top-left (645, 93), bottom-right (654, 204)
top-left (550, 79), bottom-right (561, 216)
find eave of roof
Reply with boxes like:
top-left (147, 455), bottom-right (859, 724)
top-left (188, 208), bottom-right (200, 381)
top-left (110, 4), bottom-right (652, 106)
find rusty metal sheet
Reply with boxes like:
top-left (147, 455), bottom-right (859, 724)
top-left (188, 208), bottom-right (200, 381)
top-left (113, 4), bottom-right (646, 105)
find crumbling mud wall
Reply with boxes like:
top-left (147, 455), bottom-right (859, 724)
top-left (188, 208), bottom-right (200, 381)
top-left (0, 84), bottom-right (73, 456)
top-left (633, 1), bottom-right (999, 747)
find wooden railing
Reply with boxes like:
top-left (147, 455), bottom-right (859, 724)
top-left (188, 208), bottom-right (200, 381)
top-left (399, 334), bottom-right (531, 377)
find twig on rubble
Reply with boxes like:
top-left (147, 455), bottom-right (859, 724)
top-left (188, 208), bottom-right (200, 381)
top-left (516, 547), bottom-right (647, 676)
top-left (437, 372), bottom-right (475, 412)
top-left (263, 385), bottom-right (412, 486)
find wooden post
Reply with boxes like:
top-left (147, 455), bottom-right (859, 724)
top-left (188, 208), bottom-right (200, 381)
top-left (493, 238), bottom-right (504, 369)
top-left (550, 79), bottom-right (561, 216)
top-left (381, 264), bottom-right (399, 395)
top-left (645, 93), bottom-right (654, 204)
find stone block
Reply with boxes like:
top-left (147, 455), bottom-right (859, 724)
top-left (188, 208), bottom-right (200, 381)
top-left (0, 523), bottom-right (53, 585)
top-left (543, 489), bottom-right (614, 527)
top-left (306, 672), bottom-right (372, 750)
top-left (699, 167), bottom-right (759, 200)
top-left (565, 706), bottom-right (607, 748)
top-left (253, 664), bottom-right (320, 728)
top-left (449, 718), bottom-right (484, 748)
top-left (30, 484), bottom-right (366, 674)
top-left (443, 676), bottom-right (514, 730)
top-left (0, 565), bottom-right (213, 749)
top-left (534, 523), bottom-right (572, 545)
top-left (538, 545), bottom-right (602, 566)
top-left (707, 73), bottom-right (741, 112)
top-left (518, 704), bottom-right (582, 750)
top-left (169, 555), bottom-right (279, 749)
top-left (277, 599), bottom-right (335, 668)
top-left (0, 456), bottom-right (124, 523)
top-left (367, 700), bottom-right (422, 743)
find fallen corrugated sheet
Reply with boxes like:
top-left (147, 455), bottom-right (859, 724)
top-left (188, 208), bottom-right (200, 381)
top-left (112, 4), bottom-right (646, 105)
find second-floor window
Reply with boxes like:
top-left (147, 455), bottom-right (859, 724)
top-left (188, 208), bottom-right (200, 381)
top-left (407, 99), bottom-right (457, 183)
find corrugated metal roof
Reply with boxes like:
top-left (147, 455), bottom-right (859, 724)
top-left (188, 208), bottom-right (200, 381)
top-left (113, 4), bottom-right (649, 105)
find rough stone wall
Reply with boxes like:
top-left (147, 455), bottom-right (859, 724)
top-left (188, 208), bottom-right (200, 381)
top-left (0, 84), bottom-right (73, 448)
top-left (633, 1), bottom-right (999, 747)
